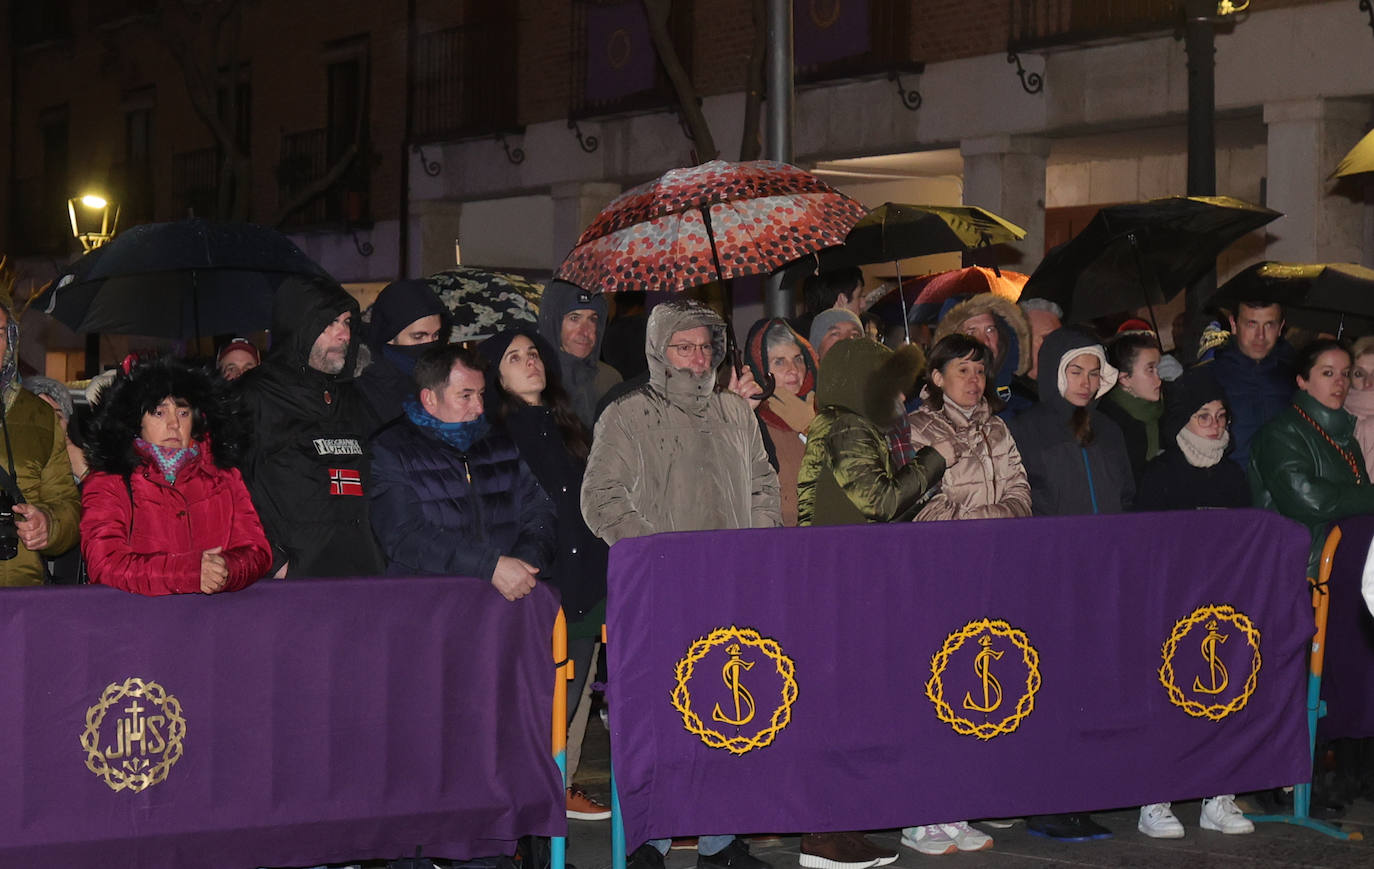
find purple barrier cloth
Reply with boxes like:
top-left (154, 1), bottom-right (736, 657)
top-left (607, 510), bottom-right (1313, 844)
top-left (584, 1), bottom-right (656, 105)
top-left (793, 0), bottom-right (870, 69)
top-left (0, 576), bottom-right (565, 869)
top-left (1317, 515), bottom-right (1374, 740)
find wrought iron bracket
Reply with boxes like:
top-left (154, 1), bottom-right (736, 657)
top-left (568, 119), bottom-right (599, 153)
top-left (496, 132), bottom-right (526, 165)
top-left (414, 144), bottom-right (441, 177)
top-left (350, 227), bottom-right (374, 257)
top-left (1362, 0), bottom-right (1374, 37)
top-left (888, 71), bottom-right (922, 111)
top-left (1007, 51), bottom-right (1044, 95)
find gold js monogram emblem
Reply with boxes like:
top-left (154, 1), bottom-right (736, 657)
top-left (1159, 605), bottom-right (1261, 721)
top-left (80, 677), bottom-right (186, 793)
top-left (712, 643), bottom-right (757, 726)
top-left (672, 626), bottom-right (798, 756)
top-left (1192, 620), bottom-right (1230, 695)
top-left (961, 635), bottom-right (1005, 713)
top-left (927, 619), bottom-right (1040, 740)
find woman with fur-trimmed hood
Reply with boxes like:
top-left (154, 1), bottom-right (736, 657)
top-left (797, 338), bottom-right (951, 526)
top-left (932, 292), bottom-right (1033, 420)
top-left (77, 357), bottom-right (271, 596)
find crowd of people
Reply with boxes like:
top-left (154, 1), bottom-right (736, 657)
top-left (0, 260), bottom-right (1369, 868)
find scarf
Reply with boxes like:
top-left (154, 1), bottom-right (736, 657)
top-left (1107, 387), bottom-right (1164, 460)
top-left (1344, 387), bottom-right (1374, 422)
top-left (404, 398), bottom-right (490, 452)
top-left (1176, 426), bottom-right (1229, 469)
top-left (381, 342), bottom-right (435, 377)
top-left (135, 437), bottom-right (200, 484)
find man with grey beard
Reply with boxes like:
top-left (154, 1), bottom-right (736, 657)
top-left (237, 276), bottom-right (385, 578)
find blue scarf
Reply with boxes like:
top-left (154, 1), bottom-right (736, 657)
top-left (135, 437), bottom-right (200, 484)
top-left (404, 398), bottom-right (490, 452)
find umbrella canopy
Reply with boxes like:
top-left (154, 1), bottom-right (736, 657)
top-left (555, 159), bottom-right (866, 294)
top-left (33, 218), bottom-right (334, 339)
top-left (787, 203), bottom-right (1027, 277)
top-left (427, 266), bottom-right (541, 343)
top-left (867, 267), bottom-right (1029, 327)
top-left (1021, 195), bottom-right (1281, 323)
top-left (1207, 261), bottom-right (1374, 335)
top-left (1333, 129), bottom-right (1374, 179)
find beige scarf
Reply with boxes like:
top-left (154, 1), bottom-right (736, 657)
top-left (1177, 426), bottom-right (1229, 468)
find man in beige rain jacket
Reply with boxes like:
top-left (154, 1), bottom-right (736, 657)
top-left (580, 297), bottom-right (779, 869)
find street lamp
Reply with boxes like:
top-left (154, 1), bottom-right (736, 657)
top-left (68, 193), bottom-right (119, 252)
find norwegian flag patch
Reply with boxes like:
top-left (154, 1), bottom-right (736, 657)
top-left (328, 468), bottom-right (364, 496)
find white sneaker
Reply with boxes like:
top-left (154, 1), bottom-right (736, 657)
top-left (1200, 794), bottom-right (1254, 834)
top-left (939, 822), bottom-right (992, 852)
top-left (1138, 803), bottom-right (1185, 839)
top-left (900, 825), bottom-right (957, 856)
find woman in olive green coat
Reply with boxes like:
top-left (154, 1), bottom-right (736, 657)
top-left (797, 338), bottom-right (950, 526)
top-left (1250, 337), bottom-right (1374, 579)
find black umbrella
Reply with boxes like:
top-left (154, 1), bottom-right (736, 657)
top-left (1207, 261), bottom-right (1374, 337)
top-left (33, 218), bottom-right (335, 338)
top-left (1021, 195), bottom-right (1281, 324)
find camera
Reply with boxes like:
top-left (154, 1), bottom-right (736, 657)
top-left (0, 492), bottom-right (18, 561)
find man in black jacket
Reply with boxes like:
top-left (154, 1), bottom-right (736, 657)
top-left (355, 278), bottom-right (449, 430)
top-left (238, 276), bottom-right (385, 578)
top-left (368, 344), bottom-right (554, 595)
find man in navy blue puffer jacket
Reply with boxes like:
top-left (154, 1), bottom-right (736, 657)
top-left (369, 344), bottom-right (556, 597)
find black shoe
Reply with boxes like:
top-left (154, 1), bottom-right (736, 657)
top-left (628, 844), bottom-right (666, 869)
top-left (697, 839), bottom-right (772, 869)
top-left (1026, 814), bottom-right (1112, 841)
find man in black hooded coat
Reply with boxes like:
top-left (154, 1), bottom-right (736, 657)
top-left (356, 278), bottom-right (450, 429)
top-left (237, 276), bottom-right (385, 578)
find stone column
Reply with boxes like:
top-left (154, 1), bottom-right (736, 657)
top-left (1263, 98), bottom-right (1371, 264)
top-left (960, 135), bottom-right (1050, 275)
top-left (551, 181), bottom-right (622, 270)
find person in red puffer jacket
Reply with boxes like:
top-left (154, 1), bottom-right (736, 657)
top-left (76, 357), bottom-right (271, 596)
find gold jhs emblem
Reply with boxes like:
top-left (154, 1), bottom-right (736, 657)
top-left (80, 677), bottom-right (186, 793)
top-left (927, 619), bottom-right (1040, 740)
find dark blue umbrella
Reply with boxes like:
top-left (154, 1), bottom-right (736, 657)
top-left (33, 218), bottom-right (335, 338)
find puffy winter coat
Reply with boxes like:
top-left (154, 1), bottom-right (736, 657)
top-left (797, 339), bottom-right (945, 526)
top-left (1007, 328), bottom-right (1134, 516)
top-left (1210, 338), bottom-right (1295, 468)
top-left (370, 416), bottom-right (556, 580)
top-left (1250, 389), bottom-right (1374, 577)
top-left (907, 395), bottom-right (1031, 521)
top-left (237, 276), bottom-right (384, 578)
top-left (81, 448), bottom-right (271, 595)
top-left (582, 299), bottom-right (780, 544)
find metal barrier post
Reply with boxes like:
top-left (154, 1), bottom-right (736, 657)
top-left (552, 608), bottom-right (571, 869)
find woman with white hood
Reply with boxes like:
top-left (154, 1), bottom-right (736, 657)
top-left (1008, 326), bottom-right (1135, 518)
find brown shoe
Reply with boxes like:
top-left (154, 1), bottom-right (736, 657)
top-left (799, 833), bottom-right (879, 869)
top-left (566, 785), bottom-right (611, 820)
top-left (839, 833), bottom-right (897, 867)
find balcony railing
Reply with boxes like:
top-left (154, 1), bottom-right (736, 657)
top-left (171, 147), bottom-right (220, 220)
top-left (411, 13), bottom-right (519, 141)
top-left (277, 130), bottom-right (328, 227)
top-left (1009, 0), bottom-right (1178, 51)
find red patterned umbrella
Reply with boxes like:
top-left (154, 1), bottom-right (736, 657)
top-left (555, 160), bottom-right (867, 294)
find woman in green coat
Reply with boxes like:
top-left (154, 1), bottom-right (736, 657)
top-left (1250, 338), bottom-right (1374, 579)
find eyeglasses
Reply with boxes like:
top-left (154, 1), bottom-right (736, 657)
top-left (1191, 410), bottom-right (1229, 427)
top-left (666, 342), bottom-right (713, 358)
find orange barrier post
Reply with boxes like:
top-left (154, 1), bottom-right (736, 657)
top-left (1250, 526), bottom-right (1361, 840)
top-left (552, 608), bottom-right (572, 869)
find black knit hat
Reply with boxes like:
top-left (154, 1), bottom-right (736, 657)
top-left (1161, 365), bottom-right (1228, 442)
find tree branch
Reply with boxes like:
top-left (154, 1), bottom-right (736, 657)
top-left (643, 0), bottom-right (717, 162)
